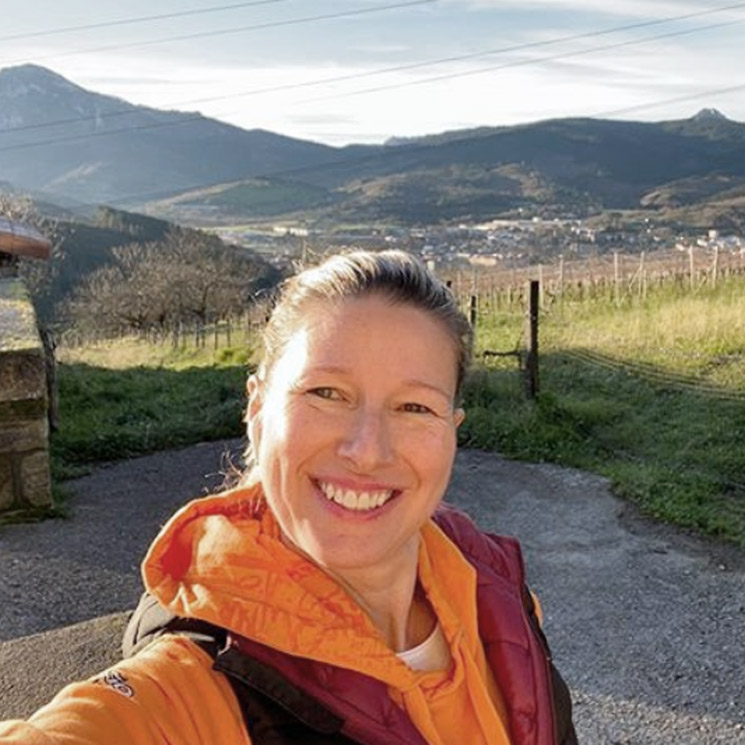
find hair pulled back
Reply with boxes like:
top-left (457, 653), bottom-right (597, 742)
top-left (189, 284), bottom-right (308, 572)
top-left (259, 249), bottom-right (472, 394)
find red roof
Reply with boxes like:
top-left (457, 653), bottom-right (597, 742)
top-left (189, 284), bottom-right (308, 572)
top-left (0, 218), bottom-right (52, 260)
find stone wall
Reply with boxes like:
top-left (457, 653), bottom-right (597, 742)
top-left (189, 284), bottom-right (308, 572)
top-left (0, 278), bottom-right (51, 511)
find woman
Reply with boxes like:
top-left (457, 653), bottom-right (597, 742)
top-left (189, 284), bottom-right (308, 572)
top-left (0, 250), bottom-right (576, 745)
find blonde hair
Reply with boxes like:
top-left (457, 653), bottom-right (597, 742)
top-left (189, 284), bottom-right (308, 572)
top-left (261, 250), bottom-right (472, 387)
top-left (242, 249), bottom-right (472, 477)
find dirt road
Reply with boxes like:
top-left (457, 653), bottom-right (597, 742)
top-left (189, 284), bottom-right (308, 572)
top-left (1, 439), bottom-right (743, 743)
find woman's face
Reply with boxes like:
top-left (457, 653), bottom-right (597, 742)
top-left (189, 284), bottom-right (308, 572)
top-left (247, 294), bottom-right (464, 575)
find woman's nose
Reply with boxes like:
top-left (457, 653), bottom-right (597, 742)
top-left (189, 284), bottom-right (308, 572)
top-left (337, 408), bottom-right (394, 470)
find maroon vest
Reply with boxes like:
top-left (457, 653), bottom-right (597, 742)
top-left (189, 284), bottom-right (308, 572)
top-left (223, 505), bottom-right (563, 745)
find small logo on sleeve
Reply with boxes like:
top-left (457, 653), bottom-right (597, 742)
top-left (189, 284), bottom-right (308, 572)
top-left (96, 670), bottom-right (135, 698)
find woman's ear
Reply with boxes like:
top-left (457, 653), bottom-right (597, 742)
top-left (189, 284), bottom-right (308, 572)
top-left (246, 374), bottom-right (264, 453)
top-left (454, 407), bottom-right (465, 429)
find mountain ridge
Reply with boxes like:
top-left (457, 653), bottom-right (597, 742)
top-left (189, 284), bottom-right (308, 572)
top-left (0, 64), bottom-right (342, 205)
top-left (1, 64), bottom-right (745, 226)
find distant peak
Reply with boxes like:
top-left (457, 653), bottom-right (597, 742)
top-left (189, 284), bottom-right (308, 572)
top-left (1, 64), bottom-right (66, 81)
top-left (692, 107), bottom-right (729, 122)
top-left (0, 64), bottom-right (83, 93)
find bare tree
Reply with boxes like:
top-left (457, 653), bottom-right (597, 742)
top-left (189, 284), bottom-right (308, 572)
top-left (64, 227), bottom-right (269, 339)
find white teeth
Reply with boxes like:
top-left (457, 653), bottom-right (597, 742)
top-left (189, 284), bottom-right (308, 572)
top-left (319, 482), bottom-right (393, 511)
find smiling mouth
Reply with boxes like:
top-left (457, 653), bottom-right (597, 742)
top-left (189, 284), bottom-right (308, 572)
top-left (318, 481), bottom-right (396, 511)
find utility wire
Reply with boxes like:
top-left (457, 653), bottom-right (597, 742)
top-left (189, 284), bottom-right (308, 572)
top-left (169, 0), bottom-right (745, 105)
top-left (0, 7), bottom-right (743, 209)
top-left (300, 15), bottom-right (745, 104)
top-left (1, 0), bottom-right (744, 138)
top-left (4, 73), bottom-right (745, 207)
top-left (0, 0), bottom-right (436, 67)
top-left (0, 113), bottom-right (211, 154)
top-left (30, 69), bottom-right (745, 212)
top-left (595, 83), bottom-right (745, 119)
top-left (0, 0), bottom-right (294, 43)
top-left (0, 19), bottom-right (745, 157)
top-left (9, 74), bottom-right (745, 208)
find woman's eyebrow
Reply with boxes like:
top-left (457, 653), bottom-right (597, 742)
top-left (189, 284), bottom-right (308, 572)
top-left (400, 379), bottom-right (452, 400)
top-left (304, 365), bottom-right (350, 376)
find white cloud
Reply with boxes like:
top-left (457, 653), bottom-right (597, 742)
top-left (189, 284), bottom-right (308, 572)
top-left (447, 0), bottom-right (718, 18)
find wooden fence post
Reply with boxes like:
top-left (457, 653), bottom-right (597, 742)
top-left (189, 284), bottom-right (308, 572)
top-left (689, 245), bottom-right (696, 291)
top-left (613, 251), bottom-right (621, 306)
top-left (525, 280), bottom-right (540, 400)
top-left (538, 264), bottom-right (544, 308)
top-left (470, 294), bottom-right (478, 328)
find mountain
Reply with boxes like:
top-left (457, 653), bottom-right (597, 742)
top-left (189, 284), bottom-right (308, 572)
top-left (311, 114), bottom-right (745, 197)
top-left (0, 64), bottom-right (342, 205)
top-left (155, 110), bottom-right (745, 225)
top-left (2, 64), bottom-right (745, 226)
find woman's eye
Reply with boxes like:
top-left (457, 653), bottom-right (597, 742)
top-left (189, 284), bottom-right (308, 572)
top-left (308, 387), bottom-right (342, 401)
top-left (401, 402), bottom-right (434, 415)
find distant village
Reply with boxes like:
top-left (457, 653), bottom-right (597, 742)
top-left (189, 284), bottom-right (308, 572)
top-left (216, 217), bottom-right (745, 272)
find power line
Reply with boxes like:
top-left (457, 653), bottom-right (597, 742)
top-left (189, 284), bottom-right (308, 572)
top-left (88, 1), bottom-right (745, 115)
top-left (0, 0), bottom-right (436, 67)
top-left (1, 1), bottom-right (743, 141)
top-left (594, 82), bottom-right (745, 119)
top-left (0, 1), bottom-right (294, 43)
top-left (25, 70), bottom-right (745, 213)
top-left (300, 15), bottom-right (745, 104)
top-left (0, 111), bottom-right (222, 155)
top-left (4, 73), bottom-right (745, 207)
top-left (0, 7), bottom-right (742, 206)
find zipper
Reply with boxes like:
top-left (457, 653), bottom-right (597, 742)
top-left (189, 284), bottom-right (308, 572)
top-left (516, 553), bottom-right (559, 745)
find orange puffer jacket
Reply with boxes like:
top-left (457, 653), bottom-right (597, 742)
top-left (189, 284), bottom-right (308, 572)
top-left (0, 485), bottom-right (575, 745)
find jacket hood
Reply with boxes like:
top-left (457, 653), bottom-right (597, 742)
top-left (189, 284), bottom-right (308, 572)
top-left (141, 484), bottom-right (481, 690)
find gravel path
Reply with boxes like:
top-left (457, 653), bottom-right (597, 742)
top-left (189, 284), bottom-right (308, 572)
top-left (1, 440), bottom-right (744, 743)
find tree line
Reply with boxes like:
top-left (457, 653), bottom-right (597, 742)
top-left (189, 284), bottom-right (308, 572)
top-left (62, 227), bottom-right (278, 339)
top-left (1, 194), bottom-right (281, 339)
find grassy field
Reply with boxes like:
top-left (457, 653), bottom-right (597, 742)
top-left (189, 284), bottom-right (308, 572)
top-left (52, 339), bottom-right (252, 480)
top-left (462, 275), bottom-right (745, 548)
top-left (47, 276), bottom-right (745, 548)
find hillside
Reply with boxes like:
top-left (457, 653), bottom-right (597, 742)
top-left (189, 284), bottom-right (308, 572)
top-left (146, 112), bottom-right (745, 226)
top-left (0, 65), bottom-right (341, 205)
top-left (25, 207), bottom-right (278, 323)
top-left (2, 65), bottom-right (745, 227)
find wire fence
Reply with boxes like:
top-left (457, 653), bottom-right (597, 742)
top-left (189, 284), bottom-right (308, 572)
top-left (448, 253), bottom-right (745, 503)
top-left (58, 313), bottom-right (265, 354)
top-left (445, 245), bottom-right (745, 309)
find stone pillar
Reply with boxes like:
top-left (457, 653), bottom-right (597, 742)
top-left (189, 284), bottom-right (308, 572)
top-left (0, 278), bottom-right (52, 511)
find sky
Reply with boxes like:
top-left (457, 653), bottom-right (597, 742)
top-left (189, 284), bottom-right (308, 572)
top-left (1, 0), bottom-right (744, 146)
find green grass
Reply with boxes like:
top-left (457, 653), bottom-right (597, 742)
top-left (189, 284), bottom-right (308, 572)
top-left (191, 178), bottom-right (335, 216)
top-left (462, 275), bottom-right (745, 548)
top-left (51, 338), bottom-right (253, 481)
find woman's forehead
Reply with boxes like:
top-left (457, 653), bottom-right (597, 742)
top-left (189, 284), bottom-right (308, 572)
top-left (270, 296), bottom-right (459, 389)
